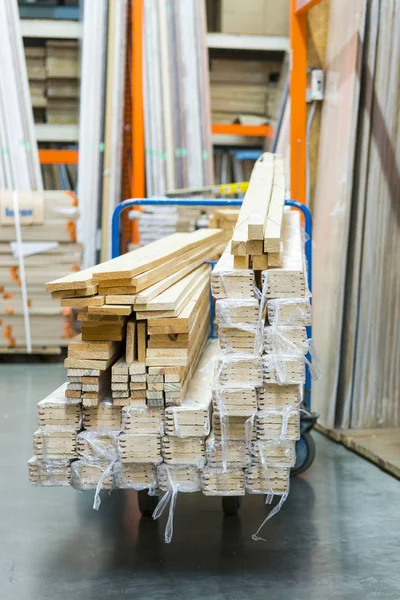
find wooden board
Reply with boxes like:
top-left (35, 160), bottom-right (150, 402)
top-left (134, 264), bottom-right (209, 312)
top-left (125, 318), bottom-right (136, 363)
top-left (137, 321), bottom-right (147, 363)
top-left (312, 0), bottom-right (366, 428)
top-left (231, 153), bottom-right (274, 255)
top-left (263, 156), bottom-right (285, 252)
top-left (322, 428), bottom-right (400, 479)
top-left (146, 274), bottom-right (209, 333)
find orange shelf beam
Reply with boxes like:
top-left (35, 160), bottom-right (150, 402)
top-left (38, 149), bottom-right (78, 164)
top-left (131, 0), bottom-right (145, 245)
top-left (212, 123), bottom-right (274, 138)
top-left (290, 0), bottom-right (323, 204)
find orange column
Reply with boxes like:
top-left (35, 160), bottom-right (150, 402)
top-left (132, 0), bottom-right (145, 244)
top-left (290, 0), bottom-right (307, 204)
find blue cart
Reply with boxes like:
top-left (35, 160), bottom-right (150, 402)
top-left (111, 198), bottom-right (318, 514)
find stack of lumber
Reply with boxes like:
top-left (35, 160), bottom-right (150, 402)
top-left (0, 190), bottom-right (81, 352)
top-left (45, 40), bottom-right (79, 125)
top-left (29, 383), bottom-right (80, 486)
top-left (28, 229), bottom-right (223, 495)
top-left (209, 209), bottom-right (240, 243)
top-left (28, 154), bottom-right (315, 540)
top-left (230, 152), bottom-right (286, 272)
top-left (24, 46), bottom-right (46, 120)
top-left (209, 152), bottom-right (310, 500)
top-left (209, 58), bottom-right (283, 125)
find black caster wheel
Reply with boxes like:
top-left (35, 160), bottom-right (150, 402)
top-left (138, 490), bottom-right (159, 516)
top-left (291, 431), bottom-right (316, 476)
top-left (222, 496), bottom-right (242, 516)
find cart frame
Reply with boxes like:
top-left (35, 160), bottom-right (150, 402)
top-left (111, 198), bottom-right (316, 483)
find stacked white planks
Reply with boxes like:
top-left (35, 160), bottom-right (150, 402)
top-left (0, 190), bottom-right (81, 352)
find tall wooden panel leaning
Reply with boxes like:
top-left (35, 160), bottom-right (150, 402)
top-left (28, 153), bottom-right (314, 541)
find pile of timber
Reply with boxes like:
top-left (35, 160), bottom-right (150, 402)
top-left (45, 40), bottom-right (79, 125)
top-left (24, 41), bottom-right (80, 125)
top-left (0, 190), bottom-right (81, 352)
top-left (27, 154), bottom-right (315, 540)
top-left (209, 57), bottom-right (283, 125)
top-left (230, 152), bottom-right (285, 272)
top-left (209, 208), bottom-right (240, 243)
top-left (208, 158), bottom-right (311, 500)
top-left (28, 229), bottom-right (223, 489)
top-left (25, 47), bottom-right (46, 121)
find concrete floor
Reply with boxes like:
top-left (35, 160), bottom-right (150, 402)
top-left (0, 363), bottom-right (399, 600)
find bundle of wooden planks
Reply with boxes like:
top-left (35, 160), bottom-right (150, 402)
top-left (209, 57), bottom-right (283, 125)
top-left (0, 190), bottom-right (81, 352)
top-left (208, 191), bottom-right (311, 498)
top-left (24, 41), bottom-right (80, 126)
top-left (28, 228), bottom-right (223, 490)
top-left (230, 152), bottom-right (286, 271)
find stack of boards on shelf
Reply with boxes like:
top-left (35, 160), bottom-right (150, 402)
top-left (24, 41), bottom-right (79, 125)
top-left (28, 152), bottom-right (313, 541)
top-left (0, 190), bottom-right (81, 352)
top-left (209, 57), bottom-right (284, 126)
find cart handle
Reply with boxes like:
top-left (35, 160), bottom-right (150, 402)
top-left (111, 197), bottom-right (312, 292)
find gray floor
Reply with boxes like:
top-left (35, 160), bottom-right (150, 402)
top-left (0, 363), bottom-right (399, 600)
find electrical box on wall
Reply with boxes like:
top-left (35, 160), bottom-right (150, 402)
top-left (311, 69), bottom-right (324, 101)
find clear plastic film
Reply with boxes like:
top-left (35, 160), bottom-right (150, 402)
top-left (28, 455), bottom-right (71, 486)
top-left (216, 298), bottom-right (260, 354)
top-left (165, 403), bottom-right (211, 438)
top-left (205, 434), bottom-right (251, 469)
top-left (214, 352), bottom-right (263, 387)
top-left (75, 430), bottom-right (120, 509)
top-left (267, 298), bottom-right (312, 327)
top-left (256, 406), bottom-right (301, 441)
top-left (114, 462), bottom-right (158, 492)
top-left (251, 439), bottom-right (296, 468)
top-left (33, 426), bottom-right (77, 460)
top-left (161, 436), bottom-right (206, 468)
top-left (153, 464), bottom-right (201, 543)
top-left (121, 405), bottom-right (164, 437)
top-left (70, 459), bottom-right (115, 509)
top-left (210, 245), bottom-right (256, 300)
top-left (257, 383), bottom-right (303, 410)
top-left (202, 467), bottom-right (245, 497)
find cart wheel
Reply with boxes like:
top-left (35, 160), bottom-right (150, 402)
top-left (222, 496), bottom-right (242, 516)
top-left (138, 490), bottom-right (159, 516)
top-left (291, 432), bottom-right (316, 476)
